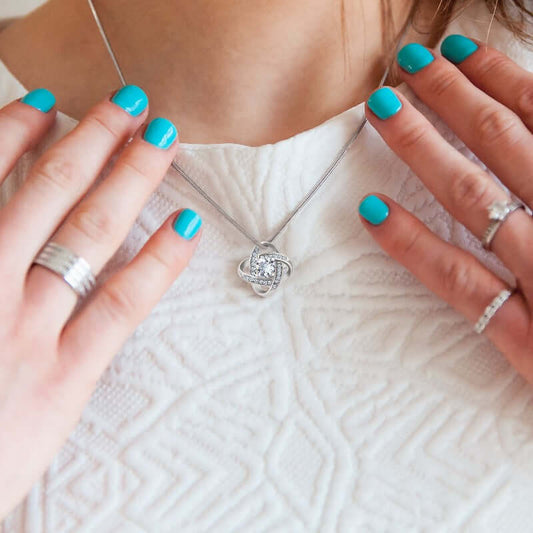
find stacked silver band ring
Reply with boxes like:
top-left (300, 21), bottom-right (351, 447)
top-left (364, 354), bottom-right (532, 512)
top-left (481, 199), bottom-right (525, 250)
top-left (474, 287), bottom-right (516, 334)
top-left (32, 242), bottom-right (96, 298)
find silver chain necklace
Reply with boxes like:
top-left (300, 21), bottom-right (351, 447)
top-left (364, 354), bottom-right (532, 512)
top-left (87, 0), bottom-right (413, 297)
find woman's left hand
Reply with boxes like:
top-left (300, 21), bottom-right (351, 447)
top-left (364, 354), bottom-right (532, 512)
top-left (360, 34), bottom-right (533, 382)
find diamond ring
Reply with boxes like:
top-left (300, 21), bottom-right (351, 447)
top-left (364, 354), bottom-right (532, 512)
top-left (474, 287), bottom-right (516, 334)
top-left (481, 199), bottom-right (525, 250)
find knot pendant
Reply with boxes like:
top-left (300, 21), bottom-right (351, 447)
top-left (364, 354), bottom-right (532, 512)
top-left (237, 241), bottom-right (293, 297)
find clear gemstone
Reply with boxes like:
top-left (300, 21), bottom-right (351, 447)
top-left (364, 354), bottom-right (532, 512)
top-left (489, 202), bottom-right (509, 220)
top-left (255, 255), bottom-right (276, 278)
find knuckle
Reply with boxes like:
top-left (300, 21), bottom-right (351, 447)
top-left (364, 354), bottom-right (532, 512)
top-left (516, 82), bottom-right (533, 123)
top-left (84, 111), bottom-right (124, 142)
top-left (146, 246), bottom-right (175, 273)
top-left (3, 112), bottom-right (34, 145)
top-left (401, 227), bottom-right (423, 257)
top-left (474, 105), bottom-right (521, 146)
top-left (32, 154), bottom-right (79, 192)
top-left (146, 242), bottom-right (184, 275)
top-left (69, 203), bottom-right (113, 243)
top-left (396, 122), bottom-right (429, 153)
top-left (474, 52), bottom-right (511, 84)
top-left (391, 221), bottom-right (425, 260)
top-left (426, 68), bottom-right (461, 98)
top-left (449, 169), bottom-right (493, 212)
top-left (438, 257), bottom-right (477, 298)
top-left (98, 283), bottom-right (136, 324)
top-left (115, 156), bottom-right (154, 187)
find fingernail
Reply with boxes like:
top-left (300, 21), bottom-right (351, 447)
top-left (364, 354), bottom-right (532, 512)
top-left (173, 208), bottom-right (202, 240)
top-left (397, 43), bottom-right (435, 73)
top-left (367, 87), bottom-right (402, 120)
top-left (111, 84), bottom-right (148, 116)
top-left (21, 88), bottom-right (56, 113)
top-left (440, 34), bottom-right (479, 64)
top-left (143, 117), bottom-right (177, 149)
top-left (359, 195), bottom-right (390, 225)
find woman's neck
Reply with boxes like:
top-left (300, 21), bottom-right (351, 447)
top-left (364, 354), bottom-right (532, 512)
top-left (0, 0), bottom-right (442, 145)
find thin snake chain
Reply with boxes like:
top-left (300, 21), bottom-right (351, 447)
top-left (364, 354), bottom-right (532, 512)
top-left (87, 0), bottom-right (415, 296)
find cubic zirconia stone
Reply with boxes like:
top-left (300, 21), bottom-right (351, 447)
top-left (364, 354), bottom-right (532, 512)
top-left (255, 255), bottom-right (276, 278)
top-left (489, 202), bottom-right (508, 220)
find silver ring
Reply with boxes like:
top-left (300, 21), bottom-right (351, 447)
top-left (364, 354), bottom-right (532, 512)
top-left (474, 288), bottom-right (516, 334)
top-left (32, 242), bottom-right (96, 298)
top-left (481, 199), bottom-right (525, 250)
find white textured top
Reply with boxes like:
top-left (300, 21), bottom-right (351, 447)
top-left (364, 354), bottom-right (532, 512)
top-left (2, 2), bottom-right (533, 531)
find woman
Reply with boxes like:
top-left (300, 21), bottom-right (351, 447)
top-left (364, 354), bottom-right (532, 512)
top-left (0, 0), bottom-right (532, 529)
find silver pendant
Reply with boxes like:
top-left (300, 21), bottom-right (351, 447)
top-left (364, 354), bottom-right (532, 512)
top-left (238, 241), bottom-right (293, 297)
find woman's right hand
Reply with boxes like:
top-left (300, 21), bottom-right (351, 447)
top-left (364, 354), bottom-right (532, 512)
top-left (0, 85), bottom-right (202, 519)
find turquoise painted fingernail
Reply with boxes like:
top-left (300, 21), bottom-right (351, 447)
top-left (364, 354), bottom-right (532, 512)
top-left (367, 87), bottom-right (402, 120)
top-left (441, 34), bottom-right (479, 64)
top-left (397, 43), bottom-right (435, 73)
top-left (173, 208), bottom-right (202, 240)
top-left (111, 85), bottom-right (148, 116)
top-left (143, 117), bottom-right (177, 149)
top-left (21, 88), bottom-right (56, 113)
top-left (359, 195), bottom-right (390, 225)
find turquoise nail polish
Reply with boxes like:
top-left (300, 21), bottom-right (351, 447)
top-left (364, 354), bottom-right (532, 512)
top-left (367, 87), bottom-right (402, 120)
top-left (111, 85), bottom-right (148, 116)
top-left (173, 208), bottom-right (202, 240)
top-left (359, 195), bottom-right (390, 225)
top-left (441, 34), bottom-right (479, 64)
top-left (397, 43), bottom-right (435, 73)
top-left (21, 88), bottom-right (56, 113)
top-left (143, 117), bottom-right (177, 149)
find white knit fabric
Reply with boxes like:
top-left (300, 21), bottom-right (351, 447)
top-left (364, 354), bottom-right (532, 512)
top-left (1, 2), bottom-right (533, 531)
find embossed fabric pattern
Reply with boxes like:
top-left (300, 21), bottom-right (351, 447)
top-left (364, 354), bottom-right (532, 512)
top-left (2, 1), bottom-right (533, 531)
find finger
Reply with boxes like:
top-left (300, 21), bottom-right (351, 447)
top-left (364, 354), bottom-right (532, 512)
top-left (396, 40), bottom-right (533, 209)
top-left (59, 209), bottom-right (202, 385)
top-left (26, 117), bottom-right (179, 321)
top-left (441, 35), bottom-right (533, 132)
top-left (357, 194), bottom-right (532, 377)
top-left (0, 85), bottom-right (149, 268)
top-left (365, 87), bottom-right (533, 298)
top-left (0, 89), bottom-right (56, 184)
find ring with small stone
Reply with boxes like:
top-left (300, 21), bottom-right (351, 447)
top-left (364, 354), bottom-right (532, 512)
top-left (481, 199), bottom-right (526, 251)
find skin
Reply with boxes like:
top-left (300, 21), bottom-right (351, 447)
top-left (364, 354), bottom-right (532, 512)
top-left (0, 0), bottom-right (532, 520)
top-left (0, 0), bottom-right (443, 145)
